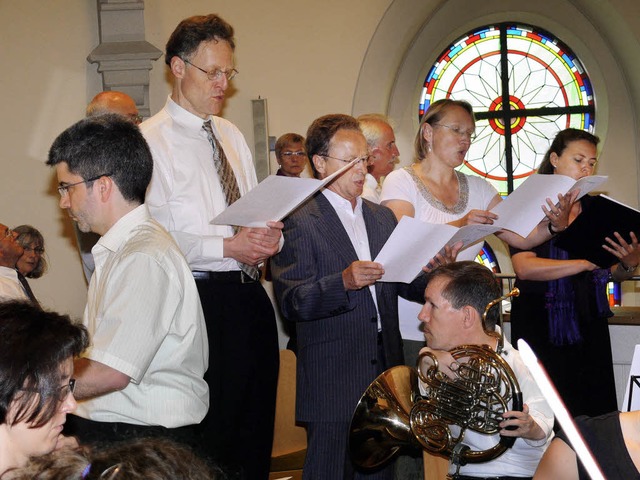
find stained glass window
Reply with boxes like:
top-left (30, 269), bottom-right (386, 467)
top-left (475, 242), bottom-right (500, 273)
top-left (419, 23), bottom-right (595, 195)
top-left (607, 281), bottom-right (621, 307)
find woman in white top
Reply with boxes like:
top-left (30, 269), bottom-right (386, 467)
top-left (380, 99), bottom-right (570, 353)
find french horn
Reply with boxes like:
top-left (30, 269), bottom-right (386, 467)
top-left (349, 288), bottom-right (522, 470)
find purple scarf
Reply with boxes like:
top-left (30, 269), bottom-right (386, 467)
top-left (545, 239), bottom-right (611, 346)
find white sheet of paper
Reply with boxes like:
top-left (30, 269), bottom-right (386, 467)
top-left (622, 344), bottom-right (640, 411)
top-left (517, 340), bottom-right (605, 480)
top-left (490, 174), bottom-right (607, 237)
top-left (211, 158), bottom-right (359, 227)
top-left (444, 223), bottom-right (502, 251)
top-left (570, 175), bottom-right (608, 200)
top-left (374, 217), bottom-right (458, 283)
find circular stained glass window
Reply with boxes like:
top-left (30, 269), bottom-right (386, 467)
top-left (419, 23), bottom-right (595, 195)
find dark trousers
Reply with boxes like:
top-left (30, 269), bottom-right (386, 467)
top-left (394, 339), bottom-right (426, 480)
top-left (64, 414), bottom-right (201, 452)
top-left (304, 421), bottom-right (394, 480)
top-left (301, 332), bottom-right (391, 480)
top-left (195, 276), bottom-right (279, 480)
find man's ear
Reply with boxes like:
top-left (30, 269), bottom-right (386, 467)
top-left (461, 305), bottom-right (477, 329)
top-left (95, 175), bottom-right (114, 202)
top-left (170, 56), bottom-right (186, 79)
top-left (312, 154), bottom-right (327, 176)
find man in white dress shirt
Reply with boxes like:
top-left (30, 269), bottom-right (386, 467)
top-left (0, 223), bottom-right (27, 302)
top-left (140, 14), bottom-right (282, 479)
top-left (47, 115), bottom-right (208, 451)
top-left (357, 114), bottom-right (400, 203)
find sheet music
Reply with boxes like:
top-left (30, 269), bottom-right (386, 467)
top-left (491, 174), bottom-right (608, 237)
top-left (374, 217), bottom-right (458, 283)
top-left (212, 158), bottom-right (359, 227)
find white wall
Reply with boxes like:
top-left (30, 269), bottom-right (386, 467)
top-left (0, 0), bottom-right (390, 319)
top-left (0, 1), bottom-right (101, 317)
top-left (2, 0), bottom-right (640, 320)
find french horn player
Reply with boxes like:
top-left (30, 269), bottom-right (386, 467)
top-left (350, 262), bottom-right (554, 479)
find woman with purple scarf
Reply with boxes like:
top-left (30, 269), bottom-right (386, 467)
top-left (510, 128), bottom-right (640, 417)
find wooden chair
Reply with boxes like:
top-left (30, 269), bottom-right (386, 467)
top-left (269, 349), bottom-right (307, 480)
top-left (423, 451), bottom-right (449, 480)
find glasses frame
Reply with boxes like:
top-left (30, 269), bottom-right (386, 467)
top-left (281, 151), bottom-right (307, 158)
top-left (433, 123), bottom-right (477, 142)
top-left (58, 378), bottom-right (75, 402)
top-left (321, 154), bottom-right (373, 167)
top-left (19, 378), bottom-right (75, 402)
top-left (183, 59), bottom-right (238, 82)
top-left (57, 173), bottom-right (112, 197)
top-left (22, 245), bottom-right (45, 255)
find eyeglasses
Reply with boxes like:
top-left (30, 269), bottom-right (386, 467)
top-left (433, 123), bottom-right (477, 142)
top-left (281, 151), bottom-right (307, 158)
top-left (57, 173), bottom-right (112, 197)
top-left (321, 154), bottom-right (373, 167)
top-left (23, 246), bottom-right (45, 255)
top-left (183, 59), bottom-right (238, 81)
top-left (58, 378), bottom-right (76, 402)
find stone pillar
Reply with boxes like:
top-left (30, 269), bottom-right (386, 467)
top-left (88, 0), bottom-right (162, 117)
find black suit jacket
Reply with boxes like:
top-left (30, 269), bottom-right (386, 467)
top-left (271, 193), bottom-right (426, 422)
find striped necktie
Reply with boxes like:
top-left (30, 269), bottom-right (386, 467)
top-left (202, 120), bottom-right (259, 281)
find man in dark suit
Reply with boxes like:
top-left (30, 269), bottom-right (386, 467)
top-left (271, 114), bottom-right (434, 480)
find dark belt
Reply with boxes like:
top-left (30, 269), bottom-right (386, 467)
top-left (192, 270), bottom-right (259, 284)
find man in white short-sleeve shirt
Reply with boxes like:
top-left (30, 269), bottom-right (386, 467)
top-left (47, 114), bottom-right (208, 450)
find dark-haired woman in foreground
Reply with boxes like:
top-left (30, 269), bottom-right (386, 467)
top-left (0, 301), bottom-right (88, 477)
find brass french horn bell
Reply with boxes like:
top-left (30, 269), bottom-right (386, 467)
top-left (349, 288), bottom-right (521, 470)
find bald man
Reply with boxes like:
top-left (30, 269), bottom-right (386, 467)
top-left (86, 91), bottom-right (141, 125)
